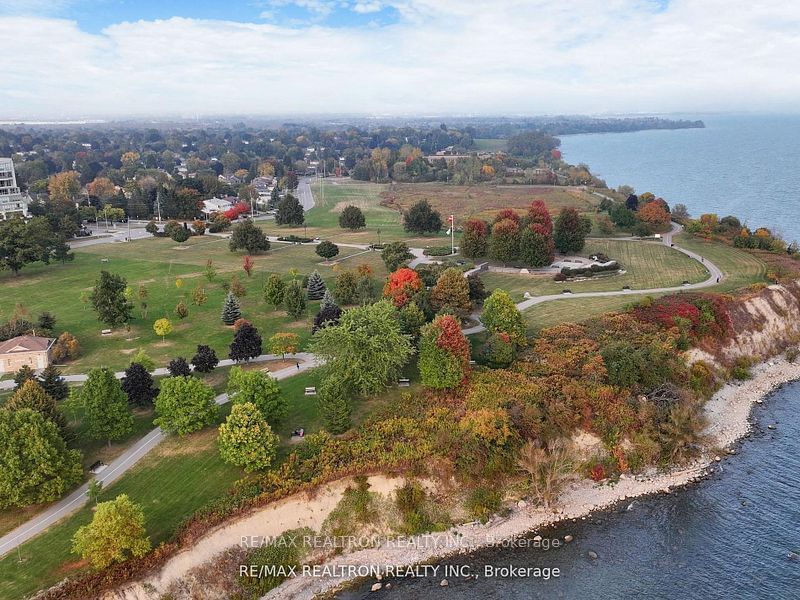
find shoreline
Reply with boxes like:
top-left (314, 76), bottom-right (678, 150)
top-left (268, 355), bottom-right (800, 599)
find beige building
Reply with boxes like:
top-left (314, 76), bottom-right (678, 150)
top-left (0, 335), bottom-right (55, 374)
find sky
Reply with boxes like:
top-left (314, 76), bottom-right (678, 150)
top-left (1, 0), bottom-right (799, 119)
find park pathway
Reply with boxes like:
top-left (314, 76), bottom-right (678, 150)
top-left (0, 353), bottom-right (319, 558)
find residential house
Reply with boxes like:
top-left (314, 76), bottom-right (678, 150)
top-left (0, 335), bottom-right (55, 374)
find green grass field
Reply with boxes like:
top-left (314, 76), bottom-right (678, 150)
top-left (521, 293), bottom-right (663, 334)
top-left (0, 236), bottom-right (387, 373)
top-left (481, 240), bottom-right (709, 301)
top-left (472, 138), bottom-right (508, 152)
top-left (673, 234), bottom-right (768, 291)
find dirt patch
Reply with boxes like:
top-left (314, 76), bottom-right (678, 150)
top-left (120, 348), bottom-right (137, 355)
top-left (157, 428), bottom-right (218, 457)
top-left (55, 558), bottom-right (89, 576)
top-left (262, 359), bottom-right (296, 372)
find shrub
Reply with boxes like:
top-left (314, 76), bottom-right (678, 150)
top-left (786, 347), bottom-right (799, 363)
top-left (277, 234), bottom-right (313, 243)
top-left (464, 487), bottom-right (502, 522)
top-left (316, 240), bottom-right (339, 260)
top-left (422, 246), bottom-right (455, 257)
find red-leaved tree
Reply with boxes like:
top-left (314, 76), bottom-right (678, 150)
top-left (382, 267), bottom-right (423, 308)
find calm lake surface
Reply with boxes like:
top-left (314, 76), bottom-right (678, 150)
top-left (559, 114), bottom-right (800, 241)
top-left (338, 383), bottom-right (800, 599)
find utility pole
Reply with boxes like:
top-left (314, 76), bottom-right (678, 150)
top-left (156, 188), bottom-right (162, 222)
top-left (449, 214), bottom-right (455, 255)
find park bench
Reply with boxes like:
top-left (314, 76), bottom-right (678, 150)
top-left (304, 387), bottom-right (317, 396)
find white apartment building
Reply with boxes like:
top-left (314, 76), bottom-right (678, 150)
top-left (0, 158), bottom-right (30, 220)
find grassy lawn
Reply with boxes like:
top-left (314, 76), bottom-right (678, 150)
top-left (472, 138), bottom-right (508, 152)
top-left (481, 240), bottom-right (708, 302)
top-left (0, 415), bottom-right (243, 600)
top-left (673, 233), bottom-right (768, 292)
top-left (0, 236), bottom-right (388, 374)
top-left (521, 293), bottom-right (663, 335)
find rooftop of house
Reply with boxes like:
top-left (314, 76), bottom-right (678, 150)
top-left (0, 335), bottom-right (55, 355)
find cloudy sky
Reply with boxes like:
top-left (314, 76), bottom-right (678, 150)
top-left (2, 0), bottom-right (799, 118)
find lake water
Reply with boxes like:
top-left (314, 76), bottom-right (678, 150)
top-left (558, 114), bottom-right (800, 242)
top-left (338, 382), bottom-right (800, 599)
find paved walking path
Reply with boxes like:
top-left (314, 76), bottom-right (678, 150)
top-left (0, 353), bottom-right (319, 557)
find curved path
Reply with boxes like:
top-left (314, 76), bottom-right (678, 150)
top-left (462, 222), bottom-right (723, 334)
top-left (0, 353), bottom-right (319, 558)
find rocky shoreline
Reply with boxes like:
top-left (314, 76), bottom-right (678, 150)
top-left (267, 356), bottom-right (800, 599)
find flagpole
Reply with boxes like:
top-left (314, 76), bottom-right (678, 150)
top-left (450, 214), bottom-right (454, 255)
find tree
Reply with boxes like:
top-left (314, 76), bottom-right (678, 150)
top-left (404, 200), bottom-right (442, 234)
top-left (131, 349), bottom-right (155, 372)
top-left (175, 299), bottom-right (189, 320)
top-left (229, 322), bottom-right (262, 362)
top-left (519, 225), bottom-right (555, 267)
top-left (320, 288), bottom-right (337, 311)
top-left (229, 220), bottom-right (270, 254)
top-left (467, 273), bottom-right (488, 304)
top-left (283, 279), bottom-right (306, 319)
top-left (638, 201), bottom-right (671, 226)
top-left (145, 221), bottom-right (158, 235)
top-left (316, 240), bottom-right (339, 260)
top-left (625, 194), bottom-right (639, 211)
top-left (672, 203), bottom-right (690, 222)
top-left (217, 402), bottom-right (279, 472)
top-left (383, 267), bottom-right (422, 308)
top-left (339, 205), bottom-right (366, 230)
top-left (611, 203), bottom-right (637, 228)
top-left (553, 207), bottom-right (591, 254)
top-left (489, 218), bottom-right (520, 264)
top-left (153, 376), bottom-right (217, 436)
top-left (242, 255), bottom-right (255, 277)
top-left (269, 332), bottom-right (300, 358)
top-left (313, 303), bottom-right (343, 333)
top-left (80, 367), bottom-right (134, 444)
top-left (229, 273), bottom-right (247, 297)
top-left (37, 311), bottom-right (56, 332)
top-left (481, 332), bottom-right (516, 368)
top-left (381, 241), bottom-right (413, 271)
top-left (419, 315), bottom-right (471, 389)
top-left (310, 300), bottom-right (413, 396)
top-left (90, 271), bottom-right (133, 327)
top-left (6, 379), bottom-right (65, 429)
top-left (0, 218), bottom-right (38, 275)
top-left (191, 285), bottom-right (207, 306)
top-left (317, 374), bottom-right (352, 434)
top-left (527, 200), bottom-right (553, 232)
top-left (153, 318), bottom-right (173, 342)
top-left (429, 267), bottom-right (472, 317)
top-left (121, 362), bottom-right (158, 407)
top-left (191, 344), bottom-right (219, 373)
top-left (168, 357), bottom-right (191, 377)
top-left (71, 494), bottom-right (151, 569)
top-left (51, 331), bottom-right (80, 364)
top-left (38, 364), bottom-right (69, 401)
top-left (0, 409), bottom-right (83, 508)
top-left (227, 366), bottom-right (286, 422)
top-left (47, 171), bottom-right (81, 204)
top-left (263, 273), bottom-right (286, 309)
top-left (275, 195), bottom-right (304, 226)
top-left (13, 364), bottom-right (35, 390)
top-left (221, 292), bottom-right (242, 325)
top-left (461, 219), bottom-right (489, 258)
top-left (171, 227), bottom-right (190, 243)
top-left (334, 270), bottom-right (358, 305)
top-left (307, 270), bottom-right (326, 300)
top-left (481, 289), bottom-right (526, 345)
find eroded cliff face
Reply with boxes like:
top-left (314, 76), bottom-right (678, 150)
top-left (688, 281), bottom-right (800, 367)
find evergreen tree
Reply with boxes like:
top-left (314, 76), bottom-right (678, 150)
top-left (80, 367), bottom-right (134, 444)
top-left (404, 200), bottom-right (442, 234)
top-left (221, 291), bottom-right (242, 325)
top-left (191, 344), bottom-right (219, 373)
top-left (229, 322), bottom-right (263, 362)
top-left (6, 379), bottom-right (66, 429)
top-left (307, 270), bottom-right (326, 300)
top-left (217, 402), bottom-right (279, 472)
top-left (283, 279), bottom-right (306, 319)
top-left (317, 374), bottom-right (352, 434)
top-left (275, 195), bottom-right (305, 226)
top-left (338, 205), bottom-right (366, 230)
top-left (38, 364), bottom-right (69, 401)
top-left (168, 357), bottom-right (191, 377)
top-left (13, 364), bottom-right (36, 390)
top-left (263, 273), bottom-right (286, 309)
top-left (0, 409), bottom-right (83, 508)
top-left (320, 289), bottom-right (337, 311)
top-left (121, 362), bottom-right (158, 407)
top-left (312, 303), bottom-right (343, 333)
